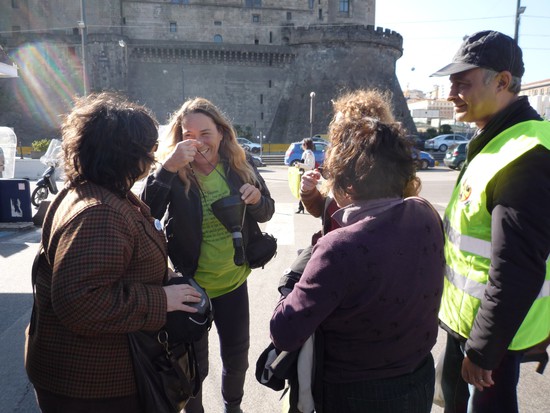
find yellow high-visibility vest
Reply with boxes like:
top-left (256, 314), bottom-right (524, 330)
top-left (440, 120), bottom-right (550, 350)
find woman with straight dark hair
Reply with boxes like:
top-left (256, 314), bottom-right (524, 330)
top-left (25, 92), bottom-right (201, 413)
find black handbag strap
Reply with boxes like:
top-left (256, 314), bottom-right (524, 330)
top-left (29, 245), bottom-right (43, 336)
top-left (160, 335), bottom-right (201, 397)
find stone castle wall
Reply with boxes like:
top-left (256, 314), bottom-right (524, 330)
top-left (0, 0), bottom-right (415, 143)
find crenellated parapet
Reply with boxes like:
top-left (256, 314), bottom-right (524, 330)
top-left (287, 24), bottom-right (403, 54)
top-left (130, 42), bottom-right (295, 67)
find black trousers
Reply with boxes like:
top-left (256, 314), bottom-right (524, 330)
top-left (441, 332), bottom-right (524, 413)
top-left (322, 354), bottom-right (435, 413)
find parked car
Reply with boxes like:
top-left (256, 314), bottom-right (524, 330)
top-left (444, 143), bottom-right (467, 170)
top-left (424, 133), bottom-right (469, 152)
top-left (237, 137), bottom-right (262, 153)
top-left (251, 154), bottom-right (265, 167)
top-left (413, 150), bottom-right (436, 170)
top-left (407, 134), bottom-right (429, 151)
top-left (284, 140), bottom-right (329, 167)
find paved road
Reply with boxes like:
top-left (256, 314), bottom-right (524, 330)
top-left (0, 166), bottom-right (548, 412)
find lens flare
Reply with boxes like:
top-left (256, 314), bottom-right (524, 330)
top-left (10, 42), bottom-right (84, 128)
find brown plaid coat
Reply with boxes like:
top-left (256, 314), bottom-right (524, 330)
top-left (25, 182), bottom-right (168, 398)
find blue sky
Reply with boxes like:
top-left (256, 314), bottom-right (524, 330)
top-left (376, 0), bottom-right (549, 93)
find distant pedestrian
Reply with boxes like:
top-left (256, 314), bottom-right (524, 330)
top-left (295, 138), bottom-right (315, 213)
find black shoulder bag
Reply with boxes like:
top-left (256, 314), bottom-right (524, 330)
top-left (128, 274), bottom-right (212, 413)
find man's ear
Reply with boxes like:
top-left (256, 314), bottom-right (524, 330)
top-left (496, 71), bottom-right (512, 91)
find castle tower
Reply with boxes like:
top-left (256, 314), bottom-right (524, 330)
top-left (0, 0), bottom-right (415, 143)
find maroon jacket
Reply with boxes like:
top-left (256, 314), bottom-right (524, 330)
top-left (271, 197), bottom-right (445, 383)
top-left (26, 182), bottom-right (168, 398)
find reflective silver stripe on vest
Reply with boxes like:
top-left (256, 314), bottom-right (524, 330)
top-left (537, 280), bottom-right (550, 299)
top-left (445, 265), bottom-right (486, 300)
top-left (445, 218), bottom-right (492, 259)
top-left (447, 266), bottom-right (550, 300)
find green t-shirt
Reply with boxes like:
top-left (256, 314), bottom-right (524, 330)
top-left (195, 165), bottom-right (250, 298)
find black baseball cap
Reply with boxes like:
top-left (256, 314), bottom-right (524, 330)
top-left (431, 30), bottom-right (524, 77)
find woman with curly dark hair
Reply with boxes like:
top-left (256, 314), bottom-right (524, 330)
top-left (271, 101), bottom-right (445, 412)
top-left (25, 92), bottom-right (202, 413)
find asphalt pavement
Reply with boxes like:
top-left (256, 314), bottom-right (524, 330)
top-left (0, 166), bottom-right (548, 412)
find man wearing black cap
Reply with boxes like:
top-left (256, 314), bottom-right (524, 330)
top-left (432, 30), bottom-right (550, 412)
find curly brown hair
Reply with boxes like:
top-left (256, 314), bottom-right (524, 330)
top-left (326, 115), bottom-right (420, 201)
top-left (324, 89), bottom-right (420, 201)
top-left (330, 89), bottom-right (395, 124)
top-left (61, 92), bottom-right (158, 196)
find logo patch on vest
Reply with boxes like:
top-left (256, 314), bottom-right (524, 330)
top-left (459, 179), bottom-right (472, 204)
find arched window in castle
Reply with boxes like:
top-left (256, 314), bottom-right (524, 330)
top-left (214, 34), bottom-right (223, 43)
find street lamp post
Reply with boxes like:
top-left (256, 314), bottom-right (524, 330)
top-left (309, 91), bottom-right (316, 138)
top-left (514, 0), bottom-right (526, 43)
top-left (119, 39), bottom-right (128, 91)
top-left (79, 0), bottom-right (88, 96)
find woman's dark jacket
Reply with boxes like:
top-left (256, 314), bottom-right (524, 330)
top-left (141, 157), bottom-right (275, 277)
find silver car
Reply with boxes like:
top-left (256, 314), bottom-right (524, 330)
top-left (424, 134), bottom-right (469, 152)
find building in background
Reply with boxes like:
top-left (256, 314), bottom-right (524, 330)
top-left (0, 45), bottom-right (18, 78)
top-left (520, 79), bottom-right (550, 119)
top-left (0, 0), bottom-right (414, 144)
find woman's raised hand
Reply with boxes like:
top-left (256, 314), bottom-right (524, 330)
top-left (162, 139), bottom-right (205, 173)
top-left (300, 170), bottom-right (321, 193)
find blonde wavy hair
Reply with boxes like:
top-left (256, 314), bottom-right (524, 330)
top-left (156, 97), bottom-right (259, 194)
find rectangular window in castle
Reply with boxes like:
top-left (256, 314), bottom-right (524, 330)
top-left (309, 0), bottom-right (314, 9)
top-left (287, 12), bottom-right (292, 21)
top-left (261, 112), bottom-right (264, 120)
top-left (252, 14), bottom-right (260, 23)
top-left (12, 25), bottom-right (21, 33)
top-left (170, 22), bottom-right (177, 32)
top-left (269, 31), bottom-right (272, 43)
top-left (319, 9), bottom-right (323, 20)
top-left (214, 21), bottom-right (222, 26)
top-left (269, 80), bottom-right (272, 88)
top-left (339, 0), bottom-right (349, 13)
top-left (245, 0), bottom-right (262, 7)
top-left (12, 0), bottom-right (19, 8)
top-left (260, 94), bottom-right (263, 104)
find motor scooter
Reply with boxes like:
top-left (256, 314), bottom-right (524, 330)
top-left (31, 139), bottom-right (61, 207)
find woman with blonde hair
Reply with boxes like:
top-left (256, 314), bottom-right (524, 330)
top-left (142, 97), bottom-right (274, 413)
